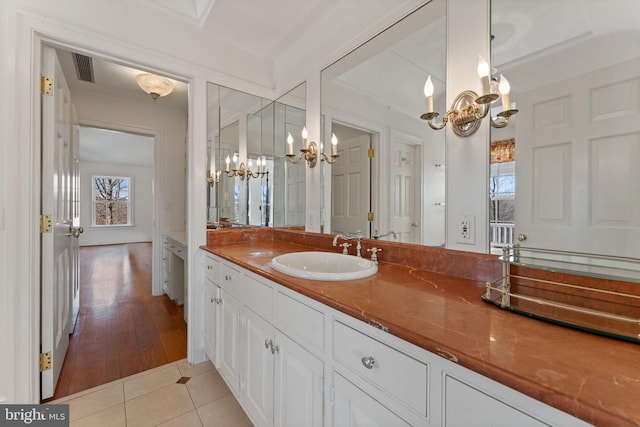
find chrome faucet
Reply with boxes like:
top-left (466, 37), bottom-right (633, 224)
top-left (372, 229), bottom-right (397, 240)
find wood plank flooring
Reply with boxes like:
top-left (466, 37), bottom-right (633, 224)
top-left (48, 242), bottom-right (187, 401)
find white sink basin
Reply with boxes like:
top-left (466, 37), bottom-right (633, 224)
top-left (271, 251), bottom-right (377, 281)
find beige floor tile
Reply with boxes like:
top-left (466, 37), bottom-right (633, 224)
top-left (63, 383), bottom-right (124, 421)
top-left (197, 394), bottom-right (252, 427)
top-left (186, 370), bottom-right (232, 408)
top-left (156, 410), bottom-right (204, 427)
top-left (125, 383), bottom-right (194, 427)
top-left (124, 364), bottom-right (183, 400)
top-left (70, 403), bottom-right (126, 427)
top-left (177, 359), bottom-right (215, 377)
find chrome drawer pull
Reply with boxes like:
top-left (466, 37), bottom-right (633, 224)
top-left (361, 356), bottom-right (375, 369)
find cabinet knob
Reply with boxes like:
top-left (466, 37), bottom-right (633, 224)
top-left (225, 275), bottom-right (232, 281)
top-left (361, 356), bottom-right (376, 369)
top-left (207, 265), bottom-right (212, 270)
top-left (210, 297), bottom-right (214, 303)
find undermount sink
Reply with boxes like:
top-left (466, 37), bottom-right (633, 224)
top-left (271, 251), bottom-right (378, 281)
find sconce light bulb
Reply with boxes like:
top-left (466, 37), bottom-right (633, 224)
top-left (498, 74), bottom-right (510, 95)
top-left (248, 159), bottom-right (253, 168)
top-left (331, 133), bottom-right (338, 145)
top-left (301, 127), bottom-right (308, 139)
top-left (477, 55), bottom-right (490, 78)
top-left (225, 155), bottom-right (230, 164)
top-left (424, 76), bottom-right (434, 97)
top-left (232, 153), bottom-right (238, 163)
top-left (287, 132), bottom-right (293, 144)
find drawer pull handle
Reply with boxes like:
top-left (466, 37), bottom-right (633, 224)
top-left (207, 265), bottom-right (212, 270)
top-left (210, 297), bottom-right (214, 303)
top-left (361, 356), bottom-right (376, 369)
top-left (225, 275), bottom-right (232, 281)
top-left (265, 339), bottom-right (272, 349)
top-left (215, 298), bottom-right (222, 305)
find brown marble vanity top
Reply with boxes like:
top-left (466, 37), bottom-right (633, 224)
top-left (202, 236), bottom-right (640, 427)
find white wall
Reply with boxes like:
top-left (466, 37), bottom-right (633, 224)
top-left (79, 162), bottom-right (153, 246)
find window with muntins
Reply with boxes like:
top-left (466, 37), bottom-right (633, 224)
top-left (92, 175), bottom-right (132, 226)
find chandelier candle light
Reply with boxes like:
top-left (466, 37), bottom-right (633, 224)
top-left (225, 154), bottom-right (267, 180)
top-left (286, 127), bottom-right (339, 168)
top-left (420, 55), bottom-right (518, 137)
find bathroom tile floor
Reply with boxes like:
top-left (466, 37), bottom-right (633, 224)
top-left (51, 359), bottom-right (252, 427)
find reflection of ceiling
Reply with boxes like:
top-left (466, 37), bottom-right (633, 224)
top-left (326, 0), bottom-right (640, 117)
top-left (78, 127), bottom-right (154, 167)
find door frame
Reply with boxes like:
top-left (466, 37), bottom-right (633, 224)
top-left (12, 13), bottom-right (209, 403)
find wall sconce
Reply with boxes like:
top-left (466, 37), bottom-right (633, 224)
top-left (135, 73), bottom-right (174, 100)
top-left (207, 170), bottom-right (221, 185)
top-left (225, 154), bottom-right (267, 180)
top-left (420, 55), bottom-right (518, 137)
top-left (286, 127), bottom-right (339, 168)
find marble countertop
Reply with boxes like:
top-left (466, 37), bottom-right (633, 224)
top-left (203, 240), bottom-right (640, 427)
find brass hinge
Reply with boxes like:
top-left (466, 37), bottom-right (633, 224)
top-left (40, 214), bottom-right (52, 233)
top-left (41, 76), bottom-right (53, 96)
top-left (367, 212), bottom-right (374, 221)
top-left (368, 148), bottom-right (375, 158)
top-left (40, 352), bottom-right (52, 372)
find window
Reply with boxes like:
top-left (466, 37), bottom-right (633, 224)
top-left (92, 176), bottom-right (132, 226)
top-left (489, 162), bottom-right (515, 223)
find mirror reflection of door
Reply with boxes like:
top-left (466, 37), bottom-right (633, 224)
top-left (331, 123), bottom-right (372, 237)
top-left (390, 135), bottom-right (422, 244)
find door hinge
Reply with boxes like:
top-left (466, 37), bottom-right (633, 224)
top-left (367, 212), bottom-right (374, 221)
top-left (368, 148), bottom-right (375, 158)
top-left (41, 76), bottom-right (53, 96)
top-left (40, 214), bottom-right (52, 233)
top-left (40, 352), bottom-right (52, 372)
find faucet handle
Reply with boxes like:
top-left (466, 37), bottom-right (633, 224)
top-left (367, 247), bottom-right (381, 263)
top-left (340, 243), bottom-right (352, 255)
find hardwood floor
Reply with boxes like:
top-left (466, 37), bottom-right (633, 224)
top-left (48, 242), bottom-right (187, 401)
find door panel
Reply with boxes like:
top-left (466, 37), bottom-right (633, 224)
top-left (516, 58), bottom-right (640, 257)
top-left (41, 46), bottom-right (76, 399)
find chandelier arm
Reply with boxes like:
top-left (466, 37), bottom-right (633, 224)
top-left (427, 112), bottom-right (449, 131)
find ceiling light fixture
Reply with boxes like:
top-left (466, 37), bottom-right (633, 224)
top-left (420, 55), bottom-right (518, 137)
top-left (136, 73), bottom-right (174, 100)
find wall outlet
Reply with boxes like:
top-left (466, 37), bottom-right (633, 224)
top-left (457, 215), bottom-right (475, 244)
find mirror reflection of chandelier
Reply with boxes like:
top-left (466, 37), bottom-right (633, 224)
top-left (286, 127), bottom-right (339, 168)
top-left (225, 154), bottom-right (267, 180)
top-left (420, 55), bottom-right (518, 137)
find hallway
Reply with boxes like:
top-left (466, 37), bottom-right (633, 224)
top-left (50, 242), bottom-right (187, 400)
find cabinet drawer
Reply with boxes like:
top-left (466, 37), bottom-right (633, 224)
top-left (333, 321), bottom-right (428, 417)
top-left (204, 254), bottom-right (220, 284)
top-left (275, 292), bottom-right (324, 353)
top-left (244, 275), bottom-right (273, 321)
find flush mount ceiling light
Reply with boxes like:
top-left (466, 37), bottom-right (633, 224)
top-left (135, 73), bottom-right (174, 100)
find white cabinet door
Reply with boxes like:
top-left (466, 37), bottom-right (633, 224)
top-left (204, 278), bottom-right (220, 365)
top-left (333, 373), bottom-right (411, 427)
top-left (443, 375), bottom-right (548, 427)
top-left (244, 307), bottom-right (275, 427)
top-left (219, 289), bottom-right (242, 396)
top-left (274, 330), bottom-right (323, 427)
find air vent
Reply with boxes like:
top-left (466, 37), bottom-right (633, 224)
top-left (72, 53), bottom-right (95, 83)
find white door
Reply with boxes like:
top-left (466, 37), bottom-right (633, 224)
top-left (332, 134), bottom-right (370, 236)
top-left (69, 108), bottom-right (81, 332)
top-left (41, 46), bottom-right (79, 399)
top-left (219, 289), bottom-right (242, 396)
top-left (515, 58), bottom-right (640, 257)
top-left (274, 330), bottom-right (323, 427)
top-left (390, 140), bottom-right (420, 244)
top-left (244, 308), bottom-right (275, 427)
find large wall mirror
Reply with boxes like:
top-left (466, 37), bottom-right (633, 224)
top-left (321, 0), bottom-right (446, 245)
top-left (207, 83), bottom-right (307, 229)
top-left (490, 0), bottom-right (640, 258)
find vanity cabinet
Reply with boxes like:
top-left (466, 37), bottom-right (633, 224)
top-left (204, 251), bottom-right (324, 427)
top-left (162, 234), bottom-right (186, 309)
top-left (200, 250), bottom-right (592, 427)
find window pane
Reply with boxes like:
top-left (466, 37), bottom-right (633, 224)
top-left (93, 176), bottom-right (131, 226)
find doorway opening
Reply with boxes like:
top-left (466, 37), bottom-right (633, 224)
top-left (40, 43), bottom-right (189, 401)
